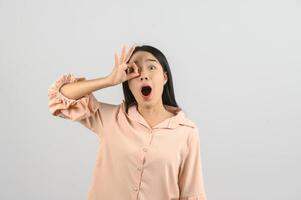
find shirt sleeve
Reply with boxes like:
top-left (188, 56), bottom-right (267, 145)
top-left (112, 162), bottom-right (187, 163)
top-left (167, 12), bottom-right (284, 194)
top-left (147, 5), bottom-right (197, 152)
top-left (47, 73), bottom-right (117, 137)
top-left (178, 128), bottom-right (208, 200)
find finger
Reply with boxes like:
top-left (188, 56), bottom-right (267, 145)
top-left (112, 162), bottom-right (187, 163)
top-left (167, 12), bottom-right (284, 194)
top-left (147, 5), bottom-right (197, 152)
top-left (123, 63), bottom-right (131, 74)
top-left (125, 45), bottom-right (136, 63)
top-left (125, 62), bottom-right (134, 73)
top-left (124, 46), bottom-right (134, 63)
top-left (126, 72), bottom-right (138, 80)
top-left (127, 71), bottom-right (140, 80)
top-left (120, 45), bottom-right (126, 63)
top-left (125, 67), bottom-right (129, 74)
top-left (114, 53), bottom-right (119, 67)
top-left (131, 62), bottom-right (139, 74)
top-left (120, 62), bottom-right (128, 70)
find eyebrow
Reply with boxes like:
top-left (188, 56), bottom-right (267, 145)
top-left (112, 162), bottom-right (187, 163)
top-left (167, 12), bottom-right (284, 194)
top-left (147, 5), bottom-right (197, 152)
top-left (134, 59), bottom-right (158, 64)
top-left (145, 59), bottom-right (158, 63)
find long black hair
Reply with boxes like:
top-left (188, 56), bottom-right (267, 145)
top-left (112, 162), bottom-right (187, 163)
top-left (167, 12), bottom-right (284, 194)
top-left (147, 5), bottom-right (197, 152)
top-left (122, 45), bottom-right (179, 113)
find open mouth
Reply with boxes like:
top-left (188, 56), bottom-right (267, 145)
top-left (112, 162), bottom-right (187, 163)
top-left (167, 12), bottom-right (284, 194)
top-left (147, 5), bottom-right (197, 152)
top-left (141, 86), bottom-right (152, 96)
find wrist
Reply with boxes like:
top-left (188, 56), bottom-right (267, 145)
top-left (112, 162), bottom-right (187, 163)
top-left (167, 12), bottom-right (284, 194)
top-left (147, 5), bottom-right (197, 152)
top-left (104, 75), bottom-right (115, 87)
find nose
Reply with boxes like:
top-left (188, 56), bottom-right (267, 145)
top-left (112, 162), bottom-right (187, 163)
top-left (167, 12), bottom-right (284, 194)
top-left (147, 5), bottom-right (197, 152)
top-left (140, 76), bottom-right (149, 81)
top-left (139, 68), bottom-right (149, 81)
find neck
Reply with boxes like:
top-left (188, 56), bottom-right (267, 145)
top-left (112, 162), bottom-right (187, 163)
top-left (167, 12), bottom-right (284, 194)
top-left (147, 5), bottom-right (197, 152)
top-left (137, 100), bottom-right (168, 118)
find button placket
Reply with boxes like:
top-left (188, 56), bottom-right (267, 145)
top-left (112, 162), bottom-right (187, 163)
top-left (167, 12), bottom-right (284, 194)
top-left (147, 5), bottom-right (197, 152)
top-left (133, 129), bottom-right (154, 200)
top-left (133, 152), bottom-right (144, 196)
top-left (132, 187), bottom-right (139, 200)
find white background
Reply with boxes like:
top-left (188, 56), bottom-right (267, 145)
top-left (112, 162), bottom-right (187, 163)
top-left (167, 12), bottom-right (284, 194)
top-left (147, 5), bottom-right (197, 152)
top-left (0, 0), bottom-right (300, 199)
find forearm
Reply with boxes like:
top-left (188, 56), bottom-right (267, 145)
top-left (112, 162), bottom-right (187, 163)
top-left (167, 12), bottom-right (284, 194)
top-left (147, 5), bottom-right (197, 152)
top-left (59, 75), bottom-right (113, 100)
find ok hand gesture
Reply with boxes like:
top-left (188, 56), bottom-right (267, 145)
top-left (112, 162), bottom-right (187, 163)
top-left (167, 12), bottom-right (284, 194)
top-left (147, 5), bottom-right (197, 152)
top-left (108, 45), bottom-right (140, 86)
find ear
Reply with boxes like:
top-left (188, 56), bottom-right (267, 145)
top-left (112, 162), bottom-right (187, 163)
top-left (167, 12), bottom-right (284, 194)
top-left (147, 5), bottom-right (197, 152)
top-left (163, 71), bottom-right (168, 85)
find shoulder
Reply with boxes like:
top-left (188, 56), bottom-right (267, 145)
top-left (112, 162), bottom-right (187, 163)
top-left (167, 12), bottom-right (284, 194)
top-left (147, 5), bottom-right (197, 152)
top-left (180, 117), bottom-right (197, 129)
top-left (177, 115), bottom-right (200, 141)
top-left (180, 117), bottom-right (201, 140)
top-left (97, 100), bottom-right (120, 109)
top-left (178, 112), bottom-right (199, 131)
top-left (95, 100), bottom-right (123, 118)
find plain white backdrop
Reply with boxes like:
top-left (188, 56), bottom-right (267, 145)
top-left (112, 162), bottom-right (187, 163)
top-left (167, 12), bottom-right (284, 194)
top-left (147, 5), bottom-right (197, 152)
top-left (0, 0), bottom-right (300, 199)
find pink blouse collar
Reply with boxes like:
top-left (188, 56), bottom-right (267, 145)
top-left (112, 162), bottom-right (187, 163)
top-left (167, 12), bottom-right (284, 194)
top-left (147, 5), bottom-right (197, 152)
top-left (121, 100), bottom-right (196, 130)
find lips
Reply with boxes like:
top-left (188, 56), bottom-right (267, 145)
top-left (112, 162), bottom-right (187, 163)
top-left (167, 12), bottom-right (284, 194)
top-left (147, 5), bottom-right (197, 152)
top-left (140, 84), bottom-right (152, 96)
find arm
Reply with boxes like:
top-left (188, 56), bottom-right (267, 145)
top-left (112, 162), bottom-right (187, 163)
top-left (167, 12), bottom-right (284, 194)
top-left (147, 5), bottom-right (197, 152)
top-left (47, 74), bottom-right (118, 137)
top-left (178, 128), bottom-right (208, 200)
top-left (58, 75), bottom-right (112, 100)
top-left (47, 45), bottom-right (139, 136)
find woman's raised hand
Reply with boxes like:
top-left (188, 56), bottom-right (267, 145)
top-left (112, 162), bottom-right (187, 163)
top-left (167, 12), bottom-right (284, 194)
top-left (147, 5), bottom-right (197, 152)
top-left (108, 45), bottom-right (140, 86)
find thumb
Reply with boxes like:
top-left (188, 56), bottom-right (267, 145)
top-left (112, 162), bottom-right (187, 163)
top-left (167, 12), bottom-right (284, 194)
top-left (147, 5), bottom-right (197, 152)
top-left (126, 72), bottom-right (140, 80)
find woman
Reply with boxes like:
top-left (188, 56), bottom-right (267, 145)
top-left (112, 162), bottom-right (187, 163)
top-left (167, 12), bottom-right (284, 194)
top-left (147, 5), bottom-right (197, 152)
top-left (48, 45), bottom-right (208, 200)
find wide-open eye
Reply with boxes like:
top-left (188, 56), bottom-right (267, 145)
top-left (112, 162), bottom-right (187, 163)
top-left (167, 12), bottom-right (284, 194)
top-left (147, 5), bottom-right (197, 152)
top-left (149, 65), bottom-right (156, 70)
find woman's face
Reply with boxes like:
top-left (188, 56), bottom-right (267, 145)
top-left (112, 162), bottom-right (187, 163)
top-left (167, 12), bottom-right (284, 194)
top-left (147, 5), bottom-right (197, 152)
top-left (127, 51), bottom-right (168, 107)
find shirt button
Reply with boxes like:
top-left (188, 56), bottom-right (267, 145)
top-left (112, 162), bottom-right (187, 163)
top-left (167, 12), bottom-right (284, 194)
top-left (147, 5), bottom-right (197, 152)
top-left (142, 147), bottom-right (148, 152)
top-left (137, 167), bottom-right (142, 171)
top-left (133, 187), bottom-right (139, 191)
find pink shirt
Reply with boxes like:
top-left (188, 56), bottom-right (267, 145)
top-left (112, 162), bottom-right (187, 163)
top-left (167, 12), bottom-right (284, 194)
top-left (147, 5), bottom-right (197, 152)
top-left (48, 74), bottom-right (208, 200)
